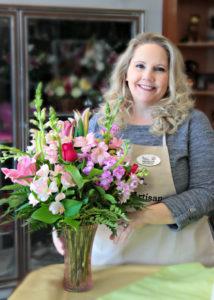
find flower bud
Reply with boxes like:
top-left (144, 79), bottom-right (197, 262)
top-left (62, 142), bottom-right (78, 162)
top-left (130, 163), bottom-right (138, 174)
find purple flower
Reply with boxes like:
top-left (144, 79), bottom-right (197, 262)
top-left (103, 157), bottom-right (117, 170)
top-left (83, 160), bottom-right (94, 175)
top-left (110, 124), bottom-right (120, 135)
top-left (116, 181), bottom-right (131, 203)
top-left (113, 166), bottom-right (125, 180)
top-left (97, 170), bottom-right (113, 190)
top-left (129, 174), bottom-right (140, 190)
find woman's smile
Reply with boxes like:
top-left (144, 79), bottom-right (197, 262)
top-left (126, 43), bottom-right (169, 108)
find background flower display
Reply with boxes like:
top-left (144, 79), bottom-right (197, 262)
top-left (43, 39), bottom-right (118, 112)
top-left (0, 84), bottom-right (148, 235)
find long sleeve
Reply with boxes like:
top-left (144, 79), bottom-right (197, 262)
top-left (163, 110), bottom-right (214, 230)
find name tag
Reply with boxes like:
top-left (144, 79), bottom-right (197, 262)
top-left (137, 154), bottom-right (161, 167)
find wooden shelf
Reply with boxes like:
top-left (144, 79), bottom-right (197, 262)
top-left (178, 41), bottom-right (214, 48)
top-left (193, 90), bottom-right (214, 97)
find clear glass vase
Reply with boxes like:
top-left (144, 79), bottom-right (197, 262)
top-left (63, 224), bottom-right (97, 292)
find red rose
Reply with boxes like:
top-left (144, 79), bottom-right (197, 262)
top-left (130, 163), bottom-right (138, 174)
top-left (62, 142), bottom-right (78, 162)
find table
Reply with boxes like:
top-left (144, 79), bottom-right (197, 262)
top-left (9, 264), bottom-right (160, 300)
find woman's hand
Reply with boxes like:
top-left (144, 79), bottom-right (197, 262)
top-left (112, 203), bottom-right (174, 244)
top-left (52, 228), bottom-right (65, 255)
top-left (128, 203), bottom-right (175, 229)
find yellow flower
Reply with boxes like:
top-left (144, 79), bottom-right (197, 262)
top-left (79, 78), bottom-right (91, 91)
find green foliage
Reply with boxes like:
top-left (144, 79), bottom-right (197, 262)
top-left (64, 165), bottom-right (85, 189)
top-left (31, 205), bottom-right (61, 224)
top-left (0, 145), bottom-right (26, 163)
top-left (62, 199), bottom-right (82, 218)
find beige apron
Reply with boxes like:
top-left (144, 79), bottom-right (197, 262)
top-left (92, 136), bottom-right (214, 266)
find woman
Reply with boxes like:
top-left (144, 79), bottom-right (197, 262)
top-left (89, 32), bottom-right (214, 266)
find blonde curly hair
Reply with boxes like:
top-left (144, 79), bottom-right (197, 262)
top-left (101, 32), bottom-right (194, 135)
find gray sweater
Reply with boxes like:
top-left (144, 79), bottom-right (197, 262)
top-left (89, 109), bottom-right (214, 230)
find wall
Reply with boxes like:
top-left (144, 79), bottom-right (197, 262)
top-left (0, 0), bottom-right (163, 33)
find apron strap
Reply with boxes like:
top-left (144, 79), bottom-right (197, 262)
top-left (162, 134), bottom-right (167, 146)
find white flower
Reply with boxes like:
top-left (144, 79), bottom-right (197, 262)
top-left (71, 87), bottom-right (82, 98)
top-left (49, 180), bottom-right (58, 193)
top-left (49, 201), bottom-right (64, 215)
top-left (55, 86), bottom-right (65, 97)
top-left (36, 164), bottom-right (49, 177)
top-left (30, 177), bottom-right (50, 202)
top-left (55, 192), bottom-right (65, 202)
top-left (28, 193), bottom-right (39, 207)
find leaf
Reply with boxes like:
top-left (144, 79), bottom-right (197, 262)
top-left (62, 199), bottom-right (82, 218)
top-left (15, 202), bottom-right (31, 212)
top-left (104, 194), bottom-right (116, 204)
top-left (64, 218), bottom-right (80, 230)
top-left (74, 118), bottom-right (84, 137)
top-left (8, 196), bottom-right (26, 208)
top-left (0, 198), bottom-right (10, 206)
top-left (88, 168), bottom-right (103, 178)
top-left (31, 205), bottom-right (61, 224)
top-left (0, 184), bottom-right (21, 191)
top-left (65, 189), bottom-right (75, 197)
top-left (64, 165), bottom-right (84, 189)
top-left (95, 186), bottom-right (106, 196)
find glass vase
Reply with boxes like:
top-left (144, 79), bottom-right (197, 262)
top-left (63, 224), bottom-right (97, 292)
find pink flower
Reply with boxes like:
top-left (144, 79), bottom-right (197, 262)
top-left (44, 142), bottom-right (58, 164)
top-left (36, 164), bottom-right (49, 177)
top-left (109, 137), bottom-right (123, 149)
top-left (58, 120), bottom-right (75, 143)
top-left (91, 142), bottom-right (110, 165)
top-left (30, 177), bottom-right (50, 202)
top-left (51, 165), bottom-right (64, 176)
top-left (74, 133), bottom-right (97, 152)
top-left (62, 142), bottom-right (78, 162)
top-left (1, 156), bottom-right (36, 186)
top-left (61, 172), bottom-right (76, 188)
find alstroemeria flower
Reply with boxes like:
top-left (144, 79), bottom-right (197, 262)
top-left (91, 142), bottom-right (110, 165)
top-left (28, 193), bottom-right (39, 207)
top-left (61, 172), bottom-right (76, 188)
top-left (74, 133), bottom-right (97, 153)
top-left (49, 180), bottom-right (58, 193)
top-left (55, 192), bottom-right (65, 202)
top-left (109, 137), bottom-right (123, 149)
top-left (49, 201), bottom-right (65, 215)
top-left (30, 177), bottom-right (50, 202)
top-left (51, 165), bottom-right (64, 177)
top-left (62, 142), bottom-right (78, 162)
top-left (36, 164), bottom-right (50, 177)
top-left (1, 156), bottom-right (36, 186)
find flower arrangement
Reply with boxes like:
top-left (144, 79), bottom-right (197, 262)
top-left (0, 83), bottom-right (148, 236)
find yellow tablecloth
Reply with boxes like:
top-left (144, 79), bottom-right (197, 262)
top-left (9, 264), bottom-right (160, 300)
